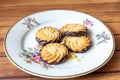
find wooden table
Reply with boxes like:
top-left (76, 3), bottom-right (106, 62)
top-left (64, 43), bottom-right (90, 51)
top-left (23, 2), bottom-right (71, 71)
top-left (0, 0), bottom-right (120, 80)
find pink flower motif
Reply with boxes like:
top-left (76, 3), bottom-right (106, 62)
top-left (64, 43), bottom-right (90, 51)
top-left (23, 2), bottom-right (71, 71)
top-left (83, 19), bottom-right (94, 27)
top-left (32, 56), bottom-right (40, 63)
top-left (41, 62), bottom-right (50, 66)
top-left (85, 19), bottom-right (91, 25)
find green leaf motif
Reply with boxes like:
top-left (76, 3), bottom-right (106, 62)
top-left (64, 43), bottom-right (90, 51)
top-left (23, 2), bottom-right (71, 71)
top-left (101, 31), bottom-right (105, 37)
top-left (96, 31), bottom-right (110, 45)
top-left (28, 47), bottom-right (33, 52)
top-left (96, 34), bottom-right (101, 40)
top-left (42, 66), bottom-right (53, 70)
top-left (22, 17), bottom-right (40, 29)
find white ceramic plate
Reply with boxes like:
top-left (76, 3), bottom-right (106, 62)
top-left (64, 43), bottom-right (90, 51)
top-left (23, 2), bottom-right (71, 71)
top-left (4, 10), bottom-right (115, 79)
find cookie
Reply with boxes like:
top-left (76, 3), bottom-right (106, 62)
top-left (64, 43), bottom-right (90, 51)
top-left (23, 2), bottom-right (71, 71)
top-left (64, 36), bottom-right (91, 52)
top-left (60, 24), bottom-right (87, 37)
top-left (36, 26), bottom-right (61, 45)
top-left (40, 43), bottom-right (68, 64)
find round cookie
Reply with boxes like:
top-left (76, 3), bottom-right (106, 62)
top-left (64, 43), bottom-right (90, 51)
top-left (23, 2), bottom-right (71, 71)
top-left (64, 36), bottom-right (91, 53)
top-left (60, 24), bottom-right (87, 37)
top-left (40, 43), bottom-right (68, 64)
top-left (36, 26), bottom-right (61, 45)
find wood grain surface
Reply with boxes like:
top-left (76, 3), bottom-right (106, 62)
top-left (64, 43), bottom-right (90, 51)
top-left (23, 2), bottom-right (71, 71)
top-left (0, 0), bottom-right (120, 80)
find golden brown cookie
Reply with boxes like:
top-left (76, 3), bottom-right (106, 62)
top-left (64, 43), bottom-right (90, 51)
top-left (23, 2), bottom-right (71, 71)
top-left (64, 36), bottom-right (91, 53)
top-left (60, 24), bottom-right (87, 37)
top-left (40, 43), bottom-right (68, 64)
top-left (36, 26), bottom-right (61, 45)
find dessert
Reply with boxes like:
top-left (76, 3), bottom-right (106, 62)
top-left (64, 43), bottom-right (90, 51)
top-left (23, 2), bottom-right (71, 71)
top-left (35, 24), bottom-right (92, 65)
top-left (40, 43), bottom-right (68, 64)
top-left (60, 24), bottom-right (87, 37)
top-left (36, 26), bottom-right (61, 45)
top-left (64, 36), bottom-right (91, 52)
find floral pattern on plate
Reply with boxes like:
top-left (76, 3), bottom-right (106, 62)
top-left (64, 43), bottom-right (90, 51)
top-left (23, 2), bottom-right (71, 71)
top-left (83, 19), bottom-right (94, 27)
top-left (20, 17), bottom-right (111, 70)
top-left (23, 17), bottom-right (40, 29)
top-left (96, 31), bottom-right (111, 45)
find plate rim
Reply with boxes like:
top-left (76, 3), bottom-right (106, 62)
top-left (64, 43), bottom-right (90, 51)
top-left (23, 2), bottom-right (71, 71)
top-left (3, 10), bottom-right (115, 79)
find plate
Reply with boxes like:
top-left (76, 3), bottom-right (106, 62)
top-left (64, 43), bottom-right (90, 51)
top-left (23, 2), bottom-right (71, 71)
top-left (4, 10), bottom-right (115, 79)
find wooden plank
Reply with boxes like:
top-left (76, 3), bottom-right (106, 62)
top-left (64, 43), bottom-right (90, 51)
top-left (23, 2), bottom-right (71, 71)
top-left (0, 52), bottom-right (5, 57)
top-left (0, 3), bottom-right (119, 13)
top-left (115, 35), bottom-right (120, 50)
top-left (0, 57), bottom-right (31, 78)
top-left (0, 27), bottom-right (10, 37)
top-left (0, 51), bottom-right (120, 78)
top-left (0, 0), bottom-right (119, 7)
top-left (88, 12), bottom-right (120, 22)
top-left (106, 22), bottom-right (120, 34)
top-left (0, 41), bottom-right (4, 55)
top-left (1, 72), bottom-right (120, 80)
